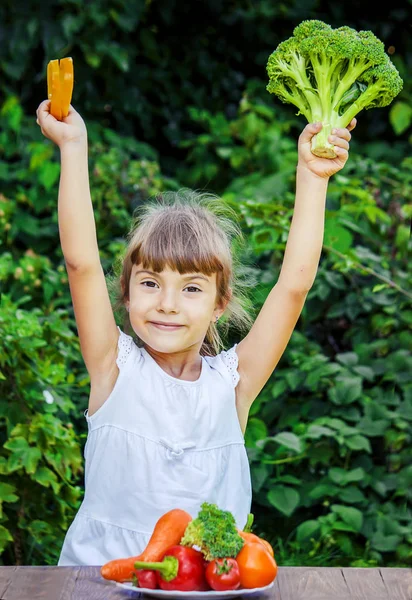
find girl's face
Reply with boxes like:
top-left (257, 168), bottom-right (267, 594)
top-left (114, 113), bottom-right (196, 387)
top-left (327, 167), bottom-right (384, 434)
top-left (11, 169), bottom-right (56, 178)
top-left (127, 263), bottom-right (224, 353)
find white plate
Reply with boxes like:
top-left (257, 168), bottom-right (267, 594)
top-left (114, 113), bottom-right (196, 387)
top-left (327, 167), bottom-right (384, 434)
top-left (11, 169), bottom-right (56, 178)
top-left (115, 580), bottom-right (275, 599)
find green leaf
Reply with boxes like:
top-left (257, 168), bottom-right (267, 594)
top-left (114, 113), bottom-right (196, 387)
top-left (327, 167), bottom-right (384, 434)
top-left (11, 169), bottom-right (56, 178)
top-left (38, 163), bottom-right (60, 190)
top-left (4, 437), bottom-right (42, 474)
top-left (323, 271), bottom-right (345, 290)
top-left (323, 418), bottom-right (346, 430)
top-left (296, 520), bottom-right (320, 543)
top-left (309, 483), bottom-right (339, 499)
top-left (272, 432), bottom-right (302, 453)
top-left (33, 467), bottom-right (61, 494)
top-left (106, 43), bottom-right (129, 72)
top-left (324, 219), bottom-right (353, 253)
top-left (358, 418), bottom-right (388, 437)
top-left (245, 418), bottom-right (268, 447)
top-left (332, 520), bottom-right (359, 533)
top-left (331, 505), bottom-right (363, 532)
top-left (267, 486), bottom-right (300, 517)
top-left (352, 366), bottom-right (375, 382)
top-left (250, 464), bottom-right (270, 493)
top-left (371, 532), bottom-right (402, 552)
top-left (271, 379), bottom-right (288, 397)
top-left (372, 284), bottom-right (390, 293)
top-left (390, 101), bottom-right (412, 135)
top-left (277, 475), bottom-right (301, 485)
top-left (336, 352), bottom-right (358, 367)
top-left (329, 467), bottom-right (366, 486)
top-left (345, 435), bottom-right (372, 453)
top-left (284, 370), bottom-right (305, 391)
top-left (339, 486), bottom-right (366, 504)
top-left (328, 376), bottom-right (363, 405)
top-left (0, 525), bottom-right (13, 553)
top-left (0, 482), bottom-right (19, 503)
top-left (250, 226), bottom-right (279, 253)
top-left (305, 425), bottom-right (335, 439)
top-left (0, 96), bottom-right (23, 131)
top-left (395, 224), bottom-right (411, 252)
top-left (334, 532), bottom-right (354, 555)
top-left (85, 52), bottom-right (101, 68)
top-left (371, 480), bottom-right (387, 497)
top-left (216, 147), bottom-right (233, 159)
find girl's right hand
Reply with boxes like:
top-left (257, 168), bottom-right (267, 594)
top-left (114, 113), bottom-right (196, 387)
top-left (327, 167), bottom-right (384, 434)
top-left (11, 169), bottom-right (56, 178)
top-left (36, 100), bottom-right (87, 148)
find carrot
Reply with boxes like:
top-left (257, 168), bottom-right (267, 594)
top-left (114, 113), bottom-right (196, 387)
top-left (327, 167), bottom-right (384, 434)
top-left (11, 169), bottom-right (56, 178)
top-left (236, 541), bottom-right (278, 588)
top-left (238, 530), bottom-right (275, 557)
top-left (100, 508), bottom-right (192, 583)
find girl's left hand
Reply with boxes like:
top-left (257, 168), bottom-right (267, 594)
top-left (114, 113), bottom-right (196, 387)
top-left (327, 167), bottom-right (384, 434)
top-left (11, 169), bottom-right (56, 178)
top-left (297, 118), bottom-right (357, 178)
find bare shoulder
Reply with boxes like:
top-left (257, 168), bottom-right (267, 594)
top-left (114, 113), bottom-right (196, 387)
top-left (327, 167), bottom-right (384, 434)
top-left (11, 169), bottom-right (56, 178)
top-left (88, 345), bottom-right (120, 417)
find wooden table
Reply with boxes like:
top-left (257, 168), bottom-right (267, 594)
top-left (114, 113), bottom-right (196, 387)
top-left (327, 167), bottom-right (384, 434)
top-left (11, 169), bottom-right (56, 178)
top-left (0, 566), bottom-right (411, 599)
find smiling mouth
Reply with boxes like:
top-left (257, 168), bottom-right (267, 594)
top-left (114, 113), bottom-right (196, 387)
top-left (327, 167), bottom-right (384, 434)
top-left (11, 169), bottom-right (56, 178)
top-left (150, 322), bottom-right (184, 329)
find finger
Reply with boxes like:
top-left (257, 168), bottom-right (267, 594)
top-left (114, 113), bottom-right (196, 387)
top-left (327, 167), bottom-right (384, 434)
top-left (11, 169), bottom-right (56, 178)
top-left (347, 118), bottom-right (357, 132)
top-left (333, 146), bottom-right (349, 162)
top-left (330, 127), bottom-right (351, 143)
top-left (329, 134), bottom-right (350, 151)
top-left (37, 99), bottom-right (51, 116)
top-left (299, 121), bottom-right (322, 143)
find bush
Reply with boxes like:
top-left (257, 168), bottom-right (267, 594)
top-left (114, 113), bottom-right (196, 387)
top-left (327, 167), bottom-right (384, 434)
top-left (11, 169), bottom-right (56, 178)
top-left (1, 91), bottom-right (410, 566)
top-left (0, 96), bottom-right (177, 564)
top-left (178, 89), bottom-right (412, 566)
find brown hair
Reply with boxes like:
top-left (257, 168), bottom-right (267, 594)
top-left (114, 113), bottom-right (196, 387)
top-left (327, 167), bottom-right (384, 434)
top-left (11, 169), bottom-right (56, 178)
top-left (107, 188), bottom-right (255, 356)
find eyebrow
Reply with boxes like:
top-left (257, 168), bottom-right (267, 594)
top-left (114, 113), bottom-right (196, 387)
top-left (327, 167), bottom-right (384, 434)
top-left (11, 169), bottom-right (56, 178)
top-left (134, 269), bottom-right (210, 282)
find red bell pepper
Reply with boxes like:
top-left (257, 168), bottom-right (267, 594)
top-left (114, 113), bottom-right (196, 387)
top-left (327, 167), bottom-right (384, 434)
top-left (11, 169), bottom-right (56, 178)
top-left (134, 545), bottom-right (207, 592)
top-left (133, 568), bottom-right (158, 589)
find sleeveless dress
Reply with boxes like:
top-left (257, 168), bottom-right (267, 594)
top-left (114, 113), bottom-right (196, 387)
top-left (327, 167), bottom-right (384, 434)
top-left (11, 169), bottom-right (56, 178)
top-left (58, 327), bottom-right (252, 566)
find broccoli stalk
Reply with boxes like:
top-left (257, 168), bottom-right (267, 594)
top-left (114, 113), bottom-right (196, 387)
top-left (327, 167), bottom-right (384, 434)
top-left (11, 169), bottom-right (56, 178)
top-left (180, 502), bottom-right (244, 561)
top-left (266, 20), bottom-right (403, 158)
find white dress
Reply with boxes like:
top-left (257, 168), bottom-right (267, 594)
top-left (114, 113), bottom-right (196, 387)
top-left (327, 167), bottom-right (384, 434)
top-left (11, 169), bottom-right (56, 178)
top-left (58, 327), bottom-right (252, 566)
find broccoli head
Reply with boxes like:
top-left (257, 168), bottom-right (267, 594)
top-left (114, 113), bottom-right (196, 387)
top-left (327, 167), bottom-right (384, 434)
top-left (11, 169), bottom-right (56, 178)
top-left (266, 20), bottom-right (403, 158)
top-left (180, 502), bottom-right (244, 561)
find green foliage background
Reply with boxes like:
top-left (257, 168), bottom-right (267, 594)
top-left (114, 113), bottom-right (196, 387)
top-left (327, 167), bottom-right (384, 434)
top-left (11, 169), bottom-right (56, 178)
top-left (0, 0), bottom-right (411, 568)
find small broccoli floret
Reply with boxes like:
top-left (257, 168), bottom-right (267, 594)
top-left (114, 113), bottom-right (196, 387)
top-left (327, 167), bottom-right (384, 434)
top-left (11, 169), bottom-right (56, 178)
top-left (180, 502), bottom-right (244, 561)
top-left (266, 20), bottom-right (403, 158)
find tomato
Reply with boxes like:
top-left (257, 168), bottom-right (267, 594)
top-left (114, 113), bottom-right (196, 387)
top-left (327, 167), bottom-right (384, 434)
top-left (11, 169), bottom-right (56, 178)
top-left (205, 558), bottom-right (241, 591)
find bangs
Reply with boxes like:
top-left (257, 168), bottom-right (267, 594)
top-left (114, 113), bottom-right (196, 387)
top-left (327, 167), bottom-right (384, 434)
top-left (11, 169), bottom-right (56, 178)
top-left (130, 212), bottom-right (226, 275)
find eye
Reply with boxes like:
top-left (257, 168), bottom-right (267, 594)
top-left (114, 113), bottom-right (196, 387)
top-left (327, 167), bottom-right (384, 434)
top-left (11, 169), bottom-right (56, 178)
top-left (140, 281), bottom-right (201, 292)
top-left (141, 280), bottom-right (157, 288)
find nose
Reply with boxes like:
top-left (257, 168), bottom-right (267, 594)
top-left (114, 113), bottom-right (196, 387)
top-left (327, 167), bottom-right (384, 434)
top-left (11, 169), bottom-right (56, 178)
top-left (157, 287), bottom-right (179, 314)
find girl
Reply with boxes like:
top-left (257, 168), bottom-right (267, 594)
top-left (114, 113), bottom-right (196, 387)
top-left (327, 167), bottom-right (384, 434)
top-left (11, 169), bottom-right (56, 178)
top-left (36, 99), bottom-right (355, 566)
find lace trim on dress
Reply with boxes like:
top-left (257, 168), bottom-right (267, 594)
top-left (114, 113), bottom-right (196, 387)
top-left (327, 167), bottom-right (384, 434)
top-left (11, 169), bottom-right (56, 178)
top-left (220, 343), bottom-right (240, 388)
top-left (116, 326), bottom-right (133, 368)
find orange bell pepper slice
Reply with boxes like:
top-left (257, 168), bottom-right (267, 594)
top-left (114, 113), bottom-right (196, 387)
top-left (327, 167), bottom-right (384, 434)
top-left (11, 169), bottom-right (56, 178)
top-left (47, 57), bottom-right (74, 120)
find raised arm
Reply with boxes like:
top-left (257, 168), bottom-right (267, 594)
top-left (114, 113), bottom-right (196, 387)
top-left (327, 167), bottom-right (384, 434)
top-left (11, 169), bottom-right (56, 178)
top-left (58, 140), bottom-right (101, 270)
top-left (36, 101), bottom-right (119, 391)
top-left (234, 120), bottom-right (356, 425)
